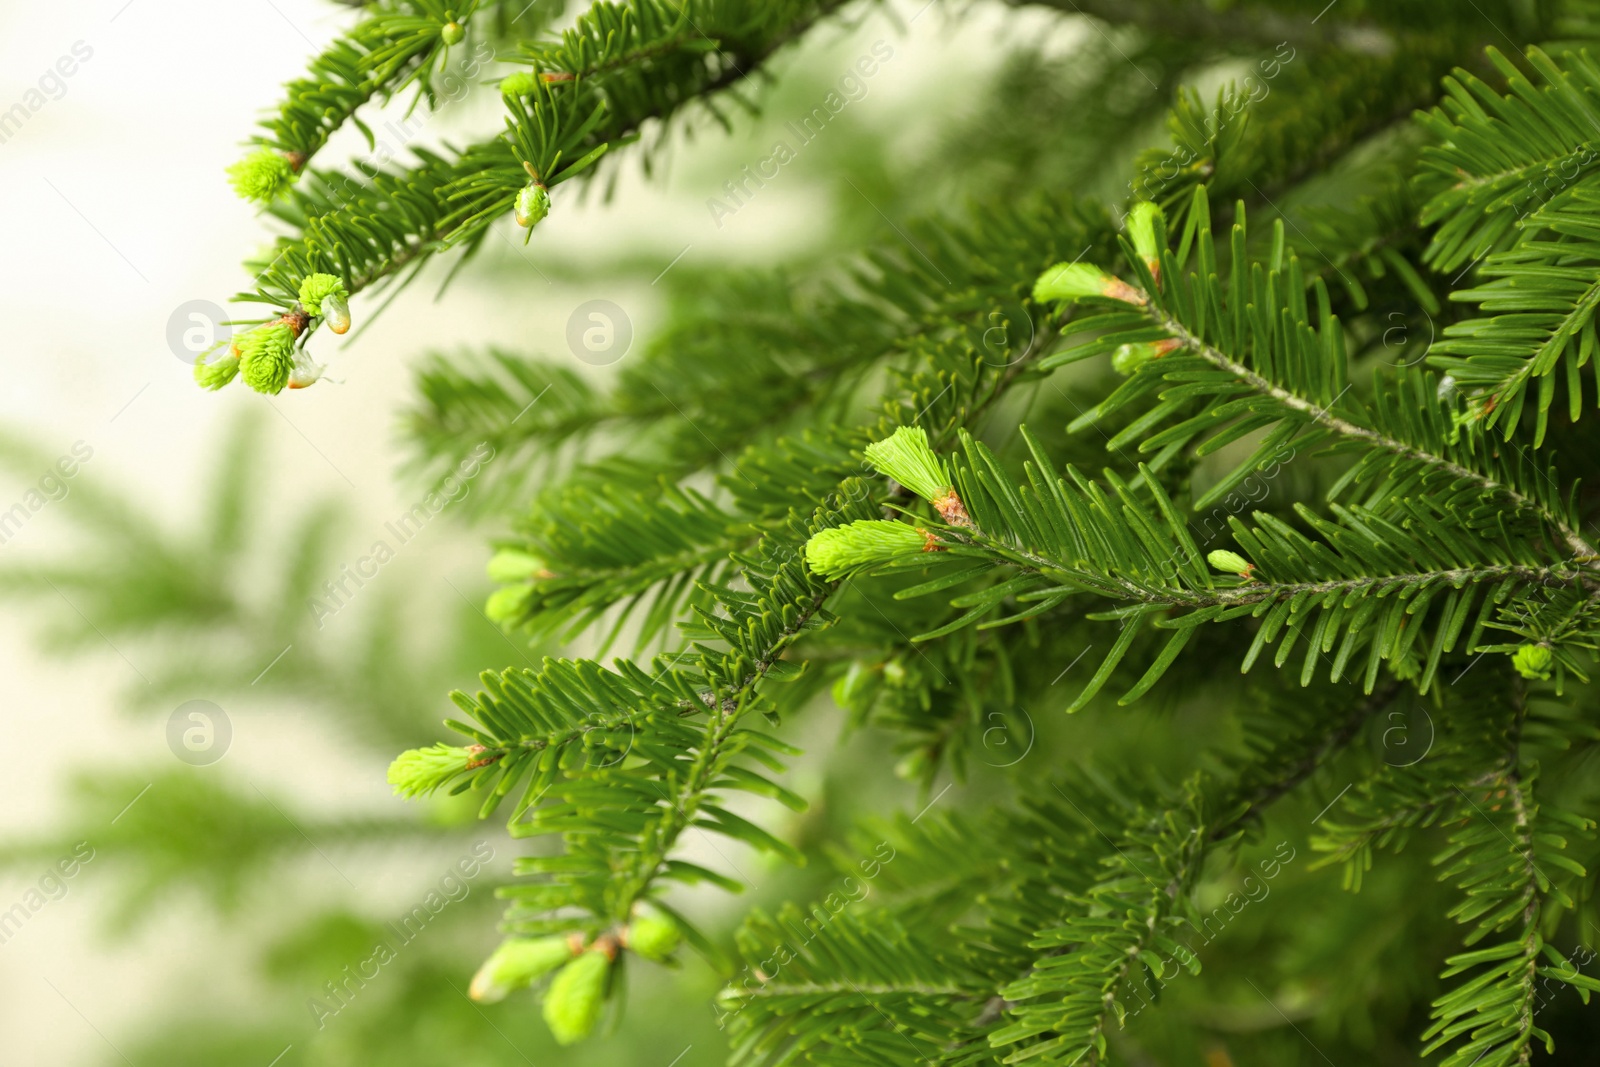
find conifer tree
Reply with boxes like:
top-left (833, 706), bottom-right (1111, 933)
top-left (25, 0), bottom-right (1600, 1063)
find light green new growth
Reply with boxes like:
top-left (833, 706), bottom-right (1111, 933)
top-left (296, 274), bottom-right (348, 317)
top-left (1207, 550), bottom-right (1252, 575)
top-left (543, 951), bottom-right (610, 1045)
top-left (626, 915), bottom-right (680, 962)
top-left (237, 324), bottom-right (297, 395)
top-left (804, 520), bottom-right (928, 579)
top-left (501, 72), bottom-right (538, 96)
top-left (441, 21), bottom-right (465, 45)
top-left (387, 743), bottom-right (475, 798)
top-left (488, 549), bottom-right (547, 583)
top-left (1112, 342), bottom-right (1157, 375)
top-left (486, 584), bottom-right (534, 624)
top-left (515, 183), bottom-right (552, 230)
top-left (226, 148), bottom-right (296, 203)
top-left (862, 426), bottom-right (950, 501)
top-left (469, 937), bottom-right (576, 1003)
top-left (1513, 644), bottom-right (1554, 680)
top-left (193, 348), bottom-right (240, 391)
top-left (1032, 262), bottom-right (1112, 302)
top-left (1126, 200), bottom-right (1163, 270)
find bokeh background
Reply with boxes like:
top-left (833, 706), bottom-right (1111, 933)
top-left (0, 1), bottom-right (1117, 1063)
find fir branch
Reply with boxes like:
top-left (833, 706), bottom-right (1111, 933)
top-left (240, 0), bottom-right (855, 334)
top-left (1147, 307), bottom-right (1599, 560)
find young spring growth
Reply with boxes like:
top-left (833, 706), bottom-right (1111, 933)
top-left (501, 72), bottom-right (538, 96)
top-left (862, 426), bottom-right (972, 526)
top-left (488, 548), bottom-right (550, 583)
top-left (485, 549), bottom-right (551, 622)
top-left (1111, 338), bottom-right (1182, 375)
top-left (486, 583), bottom-right (535, 624)
top-left (516, 182), bottom-right (551, 232)
top-left (297, 273), bottom-right (351, 334)
top-left (516, 161), bottom-right (550, 240)
top-left (543, 949), bottom-right (611, 1045)
top-left (237, 322), bottom-right (298, 395)
top-left (1032, 262), bottom-right (1146, 306)
top-left (440, 20), bottom-right (465, 45)
top-left (1126, 200), bottom-right (1164, 283)
top-left (1207, 550), bottom-right (1255, 578)
top-left (1512, 643), bottom-right (1554, 681)
top-left (805, 520), bottom-right (934, 579)
top-left (623, 913), bottom-right (681, 962)
top-left (193, 344), bottom-right (241, 391)
top-left (227, 148), bottom-right (297, 203)
top-left (469, 936), bottom-right (580, 1003)
top-left (387, 743), bottom-right (483, 797)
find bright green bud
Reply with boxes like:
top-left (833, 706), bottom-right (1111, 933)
top-left (297, 273), bottom-right (348, 317)
top-left (227, 148), bottom-right (296, 203)
top-left (487, 549), bottom-right (547, 583)
top-left (863, 426), bottom-right (950, 501)
top-left (237, 323), bottom-right (297, 395)
top-left (543, 951), bottom-right (610, 1045)
top-left (1512, 644), bottom-right (1553, 681)
top-left (441, 21), bottom-right (465, 45)
top-left (1113, 343), bottom-right (1155, 376)
top-left (1207, 550), bottom-right (1253, 576)
top-left (626, 914), bottom-right (680, 962)
top-left (470, 937), bottom-right (576, 1003)
top-left (1032, 262), bottom-right (1146, 305)
top-left (193, 346), bottom-right (240, 391)
top-left (387, 743), bottom-right (476, 798)
top-left (501, 72), bottom-right (538, 96)
top-left (515, 182), bottom-right (551, 229)
top-left (805, 520), bottom-right (929, 579)
top-left (1111, 338), bottom-right (1180, 375)
top-left (486, 583), bottom-right (534, 624)
top-left (1126, 200), bottom-right (1163, 272)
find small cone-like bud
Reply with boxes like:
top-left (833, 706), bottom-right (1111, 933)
top-left (387, 743), bottom-right (478, 797)
top-left (501, 72), bottom-right (538, 96)
top-left (237, 323), bottom-right (297, 395)
top-left (469, 937), bottom-right (578, 1003)
top-left (1207, 550), bottom-right (1253, 577)
top-left (516, 182), bottom-right (551, 229)
top-left (486, 583), bottom-right (535, 624)
top-left (862, 427), bottom-right (974, 528)
top-left (625, 914), bottom-right (681, 962)
top-left (804, 520), bottom-right (929, 579)
top-left (227, 148), bottom-right (297, 203)
top-left (1126, 201), bottom-right (1164, 282)
top-left (543, 951), bottom-right (610, 1045)
top-left (1032, 262), bottom-right (1146, 306)
top-left (441, 21), bottom-right (465, 44)
top-left (863, 426), bottom-right (950, 502)
top-left (487, 549), bottom-right (549, 583)
top-left (1111, 338), bottom-right (1182, 375)
top-left (1512, 644), bottom-right (1553, 681)
top-left (194, 344), bottom-right (242, 391)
